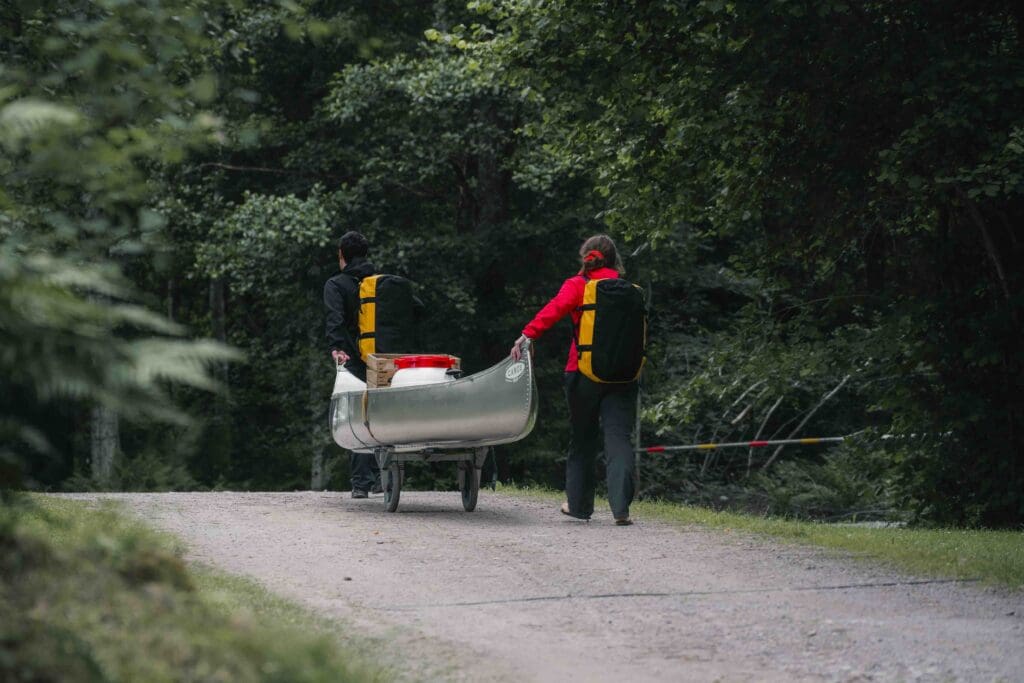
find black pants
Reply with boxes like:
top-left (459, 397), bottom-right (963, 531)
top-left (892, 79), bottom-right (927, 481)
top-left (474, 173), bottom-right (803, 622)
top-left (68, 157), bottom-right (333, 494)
top-left (351, 451), bottom-right (380, 492)
top-left (344, 361), bottom-right (380, 492)
top-left (563, 371), bottom-right (638, 520)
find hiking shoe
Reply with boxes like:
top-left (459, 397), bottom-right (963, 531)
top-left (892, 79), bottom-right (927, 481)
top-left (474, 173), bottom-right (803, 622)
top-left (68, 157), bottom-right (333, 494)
top-left (614, 517), bottom-right (633, 526)
top-left (351, 489), bottom-right (368, 499)
top-left (560, 501), bottom-right (591, 521)
top-left (370, 482), bottom-right (383, 495)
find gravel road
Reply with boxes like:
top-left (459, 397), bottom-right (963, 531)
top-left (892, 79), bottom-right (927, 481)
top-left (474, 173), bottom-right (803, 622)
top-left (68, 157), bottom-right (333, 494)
top-left (65, 491), bottom-right (1023, 682)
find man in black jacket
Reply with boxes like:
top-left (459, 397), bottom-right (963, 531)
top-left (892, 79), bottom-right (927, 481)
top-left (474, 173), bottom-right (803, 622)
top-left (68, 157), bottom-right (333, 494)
top-left (324, 231), bottom-right (380, 497)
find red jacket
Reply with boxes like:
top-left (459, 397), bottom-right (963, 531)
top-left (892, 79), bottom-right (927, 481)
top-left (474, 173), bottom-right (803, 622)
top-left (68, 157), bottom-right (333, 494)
top-left (522, 266), bottom-right (621, 372)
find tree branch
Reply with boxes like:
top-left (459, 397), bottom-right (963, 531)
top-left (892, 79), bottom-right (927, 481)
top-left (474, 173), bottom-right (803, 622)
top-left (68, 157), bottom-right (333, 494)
top-left (761, 375), bottom-right (850, 471)
top-left (748, 394), bottom-right (783, 477)
top-left (198, 162), bottom-right (352, 183)
top-left (702, 381), bottom-right (765, 476)
top-left (954, 184), bottom-right (1013, 306)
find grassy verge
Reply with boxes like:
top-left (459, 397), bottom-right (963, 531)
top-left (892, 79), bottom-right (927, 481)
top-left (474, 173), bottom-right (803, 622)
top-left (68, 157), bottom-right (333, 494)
top-left (0, 494), bottom-right (388, 683)
top-left (499, 484), bottom-right (1024, 589)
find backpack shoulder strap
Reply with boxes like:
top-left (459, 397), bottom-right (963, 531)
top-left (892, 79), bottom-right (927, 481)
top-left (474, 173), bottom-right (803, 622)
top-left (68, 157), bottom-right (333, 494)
top-left (338, 271), bottom-right (365, 290)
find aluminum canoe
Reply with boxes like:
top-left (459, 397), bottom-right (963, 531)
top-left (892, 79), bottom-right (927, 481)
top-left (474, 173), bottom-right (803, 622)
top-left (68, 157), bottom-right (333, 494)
top-left (330, 342), bottom-right (537, 452)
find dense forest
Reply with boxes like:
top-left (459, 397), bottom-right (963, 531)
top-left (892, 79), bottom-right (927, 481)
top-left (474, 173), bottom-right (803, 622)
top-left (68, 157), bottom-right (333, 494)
top-left (2, 0), bottom-right (1021, 526)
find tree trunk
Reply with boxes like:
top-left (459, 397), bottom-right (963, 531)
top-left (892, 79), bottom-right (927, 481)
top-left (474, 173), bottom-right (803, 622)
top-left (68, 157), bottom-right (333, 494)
top-left (311, 448), bottom-right (331, 491)
top-left (167, 276), bottom-right (176, 322)
top-left (205, 277), bottom-right (232, 478)
top-left (209, 277), bottom-right (227, 345)
top-left (208, 276), bottom-right (230, 388)
top-left (309, 327), bottom-right (332, 490)
top-left (90, 405), bottom-right (120, 484)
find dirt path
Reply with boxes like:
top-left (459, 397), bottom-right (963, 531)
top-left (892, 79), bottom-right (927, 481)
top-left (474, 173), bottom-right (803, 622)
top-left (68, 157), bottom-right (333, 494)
top-left (66, 491), bottom-right (1022, 682)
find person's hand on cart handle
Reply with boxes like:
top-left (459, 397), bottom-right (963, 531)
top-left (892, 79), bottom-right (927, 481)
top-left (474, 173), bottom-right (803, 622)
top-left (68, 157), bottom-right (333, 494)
top-left (331, 349), bottom-right (350, 365)
top-left (510, 335), bottom-right (529, 361)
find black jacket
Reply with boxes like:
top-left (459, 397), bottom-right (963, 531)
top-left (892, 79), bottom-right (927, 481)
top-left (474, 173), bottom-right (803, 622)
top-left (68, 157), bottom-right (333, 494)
top-left (324, 257), bottom-right (377, 376)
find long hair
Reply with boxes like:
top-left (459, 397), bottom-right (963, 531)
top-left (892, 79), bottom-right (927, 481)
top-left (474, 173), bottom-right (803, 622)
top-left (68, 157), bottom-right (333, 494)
top-left (578, 234), bottom-right (625, 275)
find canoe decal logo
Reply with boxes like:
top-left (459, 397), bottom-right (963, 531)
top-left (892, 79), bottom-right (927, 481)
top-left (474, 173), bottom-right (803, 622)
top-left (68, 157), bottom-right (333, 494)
top-left (505, 362), bottom-right (526, 383)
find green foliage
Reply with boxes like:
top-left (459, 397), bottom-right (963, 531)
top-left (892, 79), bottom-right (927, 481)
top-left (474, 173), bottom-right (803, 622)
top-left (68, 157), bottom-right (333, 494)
top-left (0, 243), bottom-right (238, 488)
top-left (4, 0), bottom-right (1020, 527)
top-left (194, 188), bottom-right (334, 293)
top-left (754, 442), bottom-right (898, 521)
top-left (0, 495), bottom-right (381, 681)
top-left (0, 0), bottom-right (239, 487)
top-left (1, 0), bottom-right (227, 229)
top-left (63, 448), bottom-right (199, 493)
top-left (466, 0), bottom-right (1024, 525)
top-left (0, 257), bottom-right (233, 420)
top-left (166, 2), bottom-right (599, 488)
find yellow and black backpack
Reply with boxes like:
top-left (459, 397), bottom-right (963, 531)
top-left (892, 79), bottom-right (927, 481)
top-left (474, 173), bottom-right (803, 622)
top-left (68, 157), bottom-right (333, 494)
top-left (356, 274), bottom-right (417, 361)
top-left (576, 276), bottom-right (647, 383)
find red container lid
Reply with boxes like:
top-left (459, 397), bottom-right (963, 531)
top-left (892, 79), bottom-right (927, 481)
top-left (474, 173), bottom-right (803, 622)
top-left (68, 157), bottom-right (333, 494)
top-left (393, 354), bottom-right (456, 369)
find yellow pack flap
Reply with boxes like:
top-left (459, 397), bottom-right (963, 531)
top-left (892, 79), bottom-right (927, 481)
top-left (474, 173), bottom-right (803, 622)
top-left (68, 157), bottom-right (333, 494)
top-left (357, 275), bottom-right (379, 361)
top-left (576, 278), bottom-right (601, 381)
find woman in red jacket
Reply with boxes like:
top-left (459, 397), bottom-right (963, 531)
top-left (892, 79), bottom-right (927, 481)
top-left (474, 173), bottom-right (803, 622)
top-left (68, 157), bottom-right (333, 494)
top-left (510, 234), bottom-right (638, 525)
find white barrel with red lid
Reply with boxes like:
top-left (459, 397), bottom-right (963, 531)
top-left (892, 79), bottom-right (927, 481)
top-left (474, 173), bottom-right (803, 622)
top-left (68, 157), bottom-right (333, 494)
top-left (390, 355), bottom-right (458, 388)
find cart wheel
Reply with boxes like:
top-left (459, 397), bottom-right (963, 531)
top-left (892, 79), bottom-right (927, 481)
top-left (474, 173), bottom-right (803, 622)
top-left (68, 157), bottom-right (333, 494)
top-left (383, 463), bottom-right (403, 512)
top-left (459, 462), bottom-right (481, 512)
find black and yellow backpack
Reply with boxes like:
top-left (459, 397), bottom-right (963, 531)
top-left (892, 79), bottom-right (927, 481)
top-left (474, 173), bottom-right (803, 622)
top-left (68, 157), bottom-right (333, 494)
top-left (356, 274), bottom-right (417, 361)
top-left (575, 276), bottom-right (647, 383)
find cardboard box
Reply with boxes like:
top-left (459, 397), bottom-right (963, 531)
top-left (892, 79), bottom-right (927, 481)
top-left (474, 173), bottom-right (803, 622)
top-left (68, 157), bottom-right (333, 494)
top-left (365, 353), bottom-right (404, 388)
top-left (365, 353), bottom-right (461, 388)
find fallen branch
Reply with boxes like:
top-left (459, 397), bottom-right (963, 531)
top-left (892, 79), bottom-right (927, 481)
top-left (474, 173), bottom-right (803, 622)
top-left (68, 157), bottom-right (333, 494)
top-left (731, 403), bottom-right (753, 425)
top-left (729, 379), bottom-right (767, 409)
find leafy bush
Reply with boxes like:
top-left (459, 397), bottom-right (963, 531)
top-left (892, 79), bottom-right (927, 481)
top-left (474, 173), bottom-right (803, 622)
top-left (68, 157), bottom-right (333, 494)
top-left (1, 0), bottom-right (238, 488)
top-left (754, 443), bottom-right (899, 521)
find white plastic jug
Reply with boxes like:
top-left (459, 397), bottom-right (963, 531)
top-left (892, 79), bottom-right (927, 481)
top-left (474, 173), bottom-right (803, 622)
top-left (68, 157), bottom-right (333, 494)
top-left (332, 365), bottom-right (366, 394)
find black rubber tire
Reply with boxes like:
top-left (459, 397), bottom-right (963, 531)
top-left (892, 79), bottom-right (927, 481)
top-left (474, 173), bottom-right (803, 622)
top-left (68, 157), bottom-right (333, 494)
top-left (383, 463), bottom-right (402, 512)
top-left (460, 463), bottom-right (481, 512)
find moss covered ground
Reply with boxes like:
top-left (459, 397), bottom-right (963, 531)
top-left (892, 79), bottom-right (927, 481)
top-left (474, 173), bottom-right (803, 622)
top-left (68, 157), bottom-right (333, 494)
top-left (0, 495), bottom-right (387, 683)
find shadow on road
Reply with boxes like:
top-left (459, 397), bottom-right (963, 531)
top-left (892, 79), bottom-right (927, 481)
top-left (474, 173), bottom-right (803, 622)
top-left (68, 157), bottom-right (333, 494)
top-left (332, 493), bottom-right (538, 526)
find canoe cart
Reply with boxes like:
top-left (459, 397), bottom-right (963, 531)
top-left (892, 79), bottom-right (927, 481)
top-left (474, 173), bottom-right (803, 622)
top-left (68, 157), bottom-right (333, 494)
top-left (330, 339), bottom-right (537, 512)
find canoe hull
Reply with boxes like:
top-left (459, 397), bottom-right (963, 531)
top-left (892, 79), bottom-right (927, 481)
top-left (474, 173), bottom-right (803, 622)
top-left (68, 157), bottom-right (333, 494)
top-left (330, 350), bottom-right (537, 452)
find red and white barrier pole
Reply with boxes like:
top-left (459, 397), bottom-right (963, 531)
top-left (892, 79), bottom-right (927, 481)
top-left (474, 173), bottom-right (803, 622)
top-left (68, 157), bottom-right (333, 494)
top-left (639, 436), bottom-right (847, 453)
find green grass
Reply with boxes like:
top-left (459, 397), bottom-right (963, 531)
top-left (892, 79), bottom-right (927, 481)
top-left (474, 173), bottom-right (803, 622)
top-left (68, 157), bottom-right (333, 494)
top-left (1, 495), bottom-right (388, 683)
top-left (499, 484), bottom-right (1024, 589)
